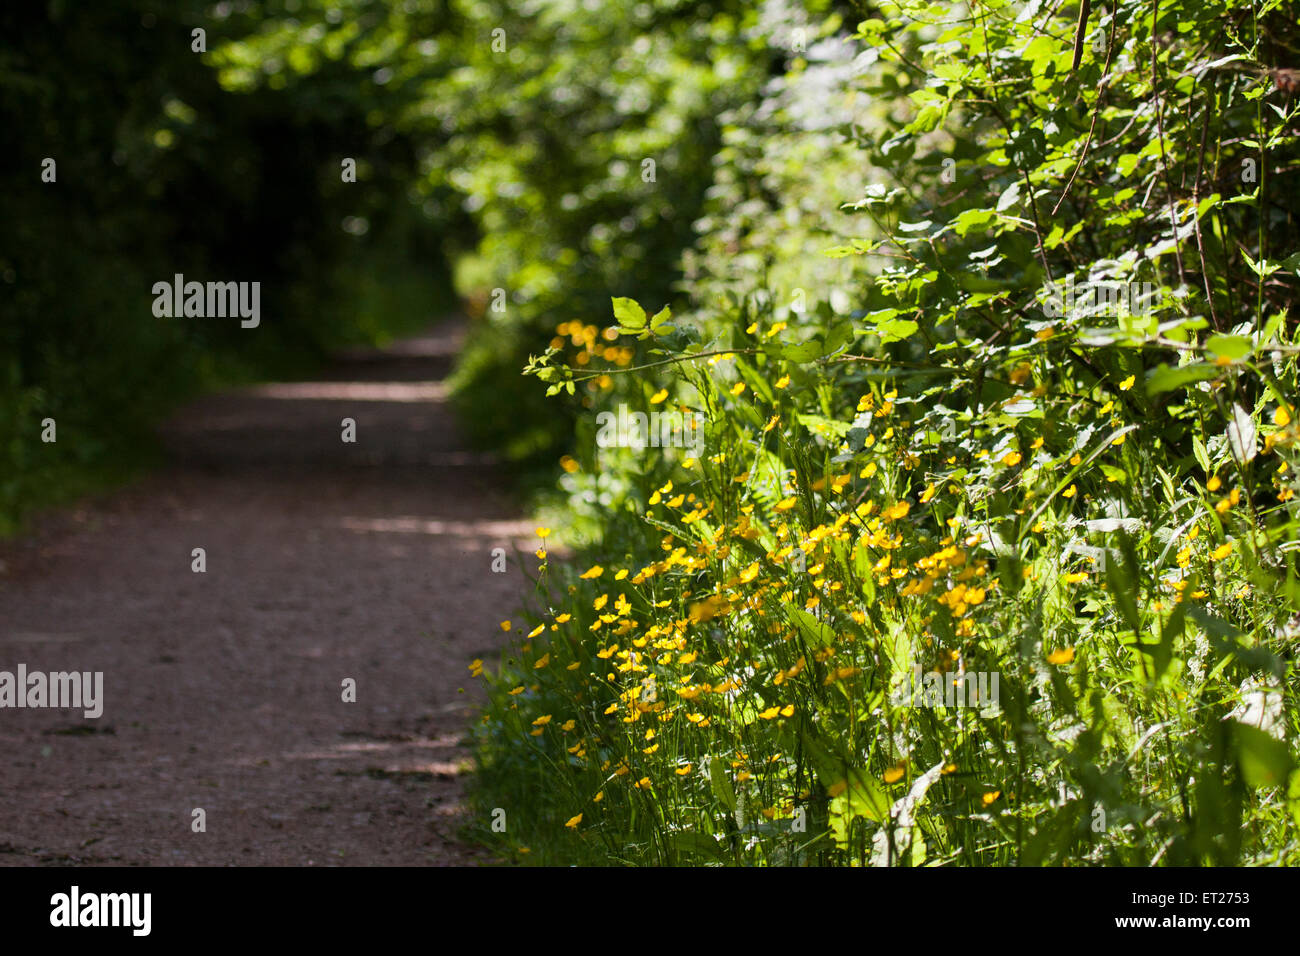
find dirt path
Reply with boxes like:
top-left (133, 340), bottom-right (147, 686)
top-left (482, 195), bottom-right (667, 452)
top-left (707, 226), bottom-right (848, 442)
top-left (0, 319), bottom-right (533, 865)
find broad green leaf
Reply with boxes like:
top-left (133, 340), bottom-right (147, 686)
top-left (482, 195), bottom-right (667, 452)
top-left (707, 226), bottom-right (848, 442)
top-left (1227, 403), bottom-right (1257, 464)
top-left (1145, 362), bottom-right (1219, 394)
top-left (708, 756), bottom-right (737, 812)
top-left (612, 296), bottom-right (647, 329)
top-left (1205, 333), bottom-right (1252, 360)
top-left (1233, 722), bottom-right (1294, 789)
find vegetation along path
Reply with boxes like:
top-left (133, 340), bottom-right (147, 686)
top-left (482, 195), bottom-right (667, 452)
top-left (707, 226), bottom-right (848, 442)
top-left (0, 318), bottom-right (531, 865)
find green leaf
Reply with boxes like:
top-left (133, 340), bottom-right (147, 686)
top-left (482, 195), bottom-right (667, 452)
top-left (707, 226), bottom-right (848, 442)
top-left (797, 413), bottom-right (851, 439)
top-left (612, 296), bottom-right (647, 329)
top-left (708, 755), bottom-right (737, 811)
top-left (1232, 722), bottom-right (1294, 790)
top-left (787, 606), bottom-right (836, 646)
top-left (649, 305), bottom-right (672, 334)
top-left (1205, 333), bottom-right (1252, 360)
top-left (665, 829), bottom-right (726, 861)
top-left (995, 181), bottom-right (1021, 212)
top-left (952, 208), bottom-right (997, 237)
top-left (1145, 362), bottom-right (1219, 394)
top-left (875, 317), bottom-right (919, 344)
top-left (777, 341), bottom-right (823, 362)
top-left (1227, 403), bottom-right (1257, 464)
top-left (836, 768), bottom-right (890, 824)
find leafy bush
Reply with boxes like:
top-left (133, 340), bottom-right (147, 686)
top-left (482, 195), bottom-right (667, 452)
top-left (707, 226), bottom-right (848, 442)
top-left (471, 0), bottom-right (1300, 865)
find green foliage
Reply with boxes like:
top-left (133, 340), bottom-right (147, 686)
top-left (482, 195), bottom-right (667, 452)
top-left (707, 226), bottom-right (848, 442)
top-left (0, 0), bottom-right (450, 531)
top-left (473, 0), bottom-right (1300, 865)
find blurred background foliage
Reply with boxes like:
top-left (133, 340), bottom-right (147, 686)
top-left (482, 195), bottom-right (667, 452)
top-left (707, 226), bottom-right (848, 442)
top-left (2, 0), bottom-right (837, 529)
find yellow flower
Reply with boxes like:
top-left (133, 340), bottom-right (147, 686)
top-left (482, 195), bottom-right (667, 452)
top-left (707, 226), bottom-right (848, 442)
top-left (650, 388), bottom-right (668, 404)
top-left (1047, 647), bottom-right (1075, 665)
top-left (883, 765), bottom-right (905, 784)
top-left (884, 501), bottom-right (910, 521)
top-left (561, 719), bottom-right (576, 732)
top-left (1275, 406), bottom-right (1293, 427)
top-left (1001, 451), bottom-right (1022, 467)
top-left (1062, 484), bottom-right (1077, 498)
top-left (1119, 375), bottom-right (1135, 391)
top-left (580, 565), bottom-right (604, 579)
top-left (920, 483), bottom-right (937, 503)
top-left (500, 620), bottom-right (512, 631)
top-left (1210, 542), bottom-right (1233, 561)
top-left (730, 382), bottom-right (746, 397)
top-left (775, 375), bottom-right (790, 389)
top-left (536, 527), bottom-right (552, 538)
top-left (1207, 475), bottom-right (1221, 492)
top-left (759, 706), bottom-right (781, 719)
top-left (564, 814), bottom-right (583, 829)
top-left (1064, 572), bottom-right (1088, 583)
top-left (533, 653), bottom-right (550, 669)
top-left (982, 790), bottom-right (1001, 806)
top-left (687, 594), bottom-right (726, 623)
top-left (532, 715), bottom-right (552, 726)
top-left (676, 764), bottom-right (693, 776)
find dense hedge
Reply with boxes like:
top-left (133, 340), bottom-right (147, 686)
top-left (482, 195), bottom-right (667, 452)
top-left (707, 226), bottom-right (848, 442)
top-left (472, 0), bottom-right (1300, 865)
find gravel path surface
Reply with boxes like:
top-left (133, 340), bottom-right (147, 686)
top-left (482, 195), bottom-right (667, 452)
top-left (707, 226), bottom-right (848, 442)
top-left (0, 319), bottom-right (531, 865)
